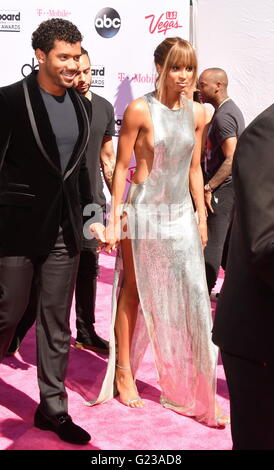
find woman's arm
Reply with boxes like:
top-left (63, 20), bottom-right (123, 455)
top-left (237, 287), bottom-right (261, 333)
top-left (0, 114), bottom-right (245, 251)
top-left (90, 99), bottom-right (145, 249)
top-left (189, 101), bottom-right (207, 248)
top-left (105, 99), bottom-right (146, 251)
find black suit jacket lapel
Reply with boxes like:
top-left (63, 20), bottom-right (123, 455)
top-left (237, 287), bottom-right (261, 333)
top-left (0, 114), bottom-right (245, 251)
top-left (25, 72), bottom-right (61, 174)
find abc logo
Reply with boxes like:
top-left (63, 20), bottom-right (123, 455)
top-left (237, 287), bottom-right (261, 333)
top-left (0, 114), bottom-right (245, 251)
top-left (94, 8), bottom-right (121, 38)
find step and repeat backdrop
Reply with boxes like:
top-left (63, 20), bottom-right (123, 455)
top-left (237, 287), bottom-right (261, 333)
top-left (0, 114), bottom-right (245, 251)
top-left (196, 0), bottom-right (274, 126)
top-left (0, 1), bottom-right (190, 192)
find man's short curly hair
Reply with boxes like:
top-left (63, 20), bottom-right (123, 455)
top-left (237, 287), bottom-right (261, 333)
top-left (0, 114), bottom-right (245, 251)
top-left (32, 18), bottom-right (83, 54)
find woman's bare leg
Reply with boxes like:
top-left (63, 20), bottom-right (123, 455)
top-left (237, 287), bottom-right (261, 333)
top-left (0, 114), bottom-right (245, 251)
top-left (114, 237), bottom-right (144, 407)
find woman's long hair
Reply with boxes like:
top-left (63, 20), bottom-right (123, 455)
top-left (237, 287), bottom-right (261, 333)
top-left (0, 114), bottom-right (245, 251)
top-left (154, 37), bottom-right (198, 103)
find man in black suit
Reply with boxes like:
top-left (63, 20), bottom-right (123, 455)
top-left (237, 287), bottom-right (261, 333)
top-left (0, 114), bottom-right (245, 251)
top-left (0, 18), bottom-right (91, 445)
top-left (212, 104), bottom-right (274, 449)
top-left (6, 48), bottom-right (116, 357)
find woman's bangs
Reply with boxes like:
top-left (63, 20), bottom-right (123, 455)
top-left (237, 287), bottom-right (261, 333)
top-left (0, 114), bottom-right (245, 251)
top-left (168, 45), bottom-right (196, 70)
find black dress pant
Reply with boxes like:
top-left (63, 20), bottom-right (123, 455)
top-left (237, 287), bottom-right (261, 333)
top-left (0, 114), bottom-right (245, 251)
top-left (8, 238), bottom-right (99, 349)
top-left (7, 277), bottom-right (38, 349)
top-left (75, 240), bottom-right (99, 338)
top-left (204, 183), bottom-right (234, 294)
top-left (0, 230), bottom-right (79, 416)
top-left (221, 350), bottom-right (274, 450)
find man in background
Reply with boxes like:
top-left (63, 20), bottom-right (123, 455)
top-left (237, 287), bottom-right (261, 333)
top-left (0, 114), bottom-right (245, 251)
top-left (198, 68), bottom-right (245, 294)
top-left (74, 48), bottom-right (116, 353)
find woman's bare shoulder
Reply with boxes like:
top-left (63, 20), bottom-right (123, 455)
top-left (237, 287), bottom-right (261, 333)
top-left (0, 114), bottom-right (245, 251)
top-left (125, 97), bottom-right (148, 114)
top-left (123, 97), bottom-right (150, 127)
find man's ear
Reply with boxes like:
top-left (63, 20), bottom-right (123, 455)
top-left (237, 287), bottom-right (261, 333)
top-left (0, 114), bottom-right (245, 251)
top-left (215, 81), bottom-right (222, 92)
top-left (35, 49), bottom-right (46, 64)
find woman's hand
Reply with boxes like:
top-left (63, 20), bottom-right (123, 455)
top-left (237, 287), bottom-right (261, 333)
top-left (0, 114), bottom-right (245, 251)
top-left (204, 191), bottom-right (214, 213)
top-left (104, 223), bottom-right (121, 254)
top-left (198, 219), bottom-right (208, 250)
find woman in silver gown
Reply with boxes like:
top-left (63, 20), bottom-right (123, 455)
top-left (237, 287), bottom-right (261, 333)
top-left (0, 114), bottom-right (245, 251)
top-left (89, 37), bottom-right (228, 427)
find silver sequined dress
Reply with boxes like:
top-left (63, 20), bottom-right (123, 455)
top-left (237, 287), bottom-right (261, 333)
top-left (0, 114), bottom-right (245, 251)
top-left (87, 93), bottom-right (218, 427)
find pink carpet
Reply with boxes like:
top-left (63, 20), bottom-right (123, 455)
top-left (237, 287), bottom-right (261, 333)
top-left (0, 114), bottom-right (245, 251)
top-left (0, 253), bottom-right (231, 450)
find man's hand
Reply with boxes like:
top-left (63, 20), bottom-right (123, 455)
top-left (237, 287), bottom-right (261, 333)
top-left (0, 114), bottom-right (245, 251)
top-left (89, 223), bottom-right (106, 252)
top-left (89, 222), bottom-right (106, 241)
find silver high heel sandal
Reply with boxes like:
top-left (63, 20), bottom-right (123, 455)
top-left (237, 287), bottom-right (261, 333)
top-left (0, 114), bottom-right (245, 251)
top-left (115, 363), bottom-right (143, 406)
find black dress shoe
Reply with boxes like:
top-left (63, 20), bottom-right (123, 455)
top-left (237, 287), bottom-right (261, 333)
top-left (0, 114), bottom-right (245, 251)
top-left (5, 336), bottom-right (20, 356)
top-left (75, 332), bottom-right (109, 354)
top-left (34, 408), bottom-right (91, 445)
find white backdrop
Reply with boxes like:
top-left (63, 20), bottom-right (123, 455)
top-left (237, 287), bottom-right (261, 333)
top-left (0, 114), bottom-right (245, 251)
top-left (0, 0), bottom-right (190, 192)
top-left (195, 0), bottom-right (274, 125)
top-left (0, 1), bottom-right (190, 131)
top-left (1, 2), bottom-right (274, 127)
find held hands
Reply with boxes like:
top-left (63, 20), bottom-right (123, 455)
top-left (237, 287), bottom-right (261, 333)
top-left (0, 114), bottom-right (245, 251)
top-left (89, 222), bottom-right (121, 254)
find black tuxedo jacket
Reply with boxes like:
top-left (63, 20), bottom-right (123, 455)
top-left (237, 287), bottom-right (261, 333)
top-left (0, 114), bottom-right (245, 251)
top-left (0, 71), bottom-right (92, 256)
top-left (212, 104), bottom-right (274, 363)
